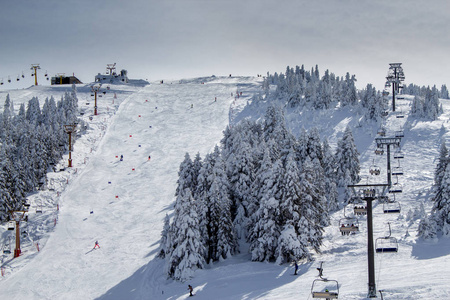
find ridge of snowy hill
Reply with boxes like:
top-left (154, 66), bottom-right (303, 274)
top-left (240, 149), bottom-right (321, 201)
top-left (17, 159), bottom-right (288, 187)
top-left (0, 76), bottom-right (449, 300)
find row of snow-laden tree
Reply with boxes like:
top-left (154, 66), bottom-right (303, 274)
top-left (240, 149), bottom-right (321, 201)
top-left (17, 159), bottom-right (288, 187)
top-left (0, 85), bottom-right (80, 221)
top-left (159, 105), bottom-right (360, 281)
top-left (419, 141), bottom-right (450, 239)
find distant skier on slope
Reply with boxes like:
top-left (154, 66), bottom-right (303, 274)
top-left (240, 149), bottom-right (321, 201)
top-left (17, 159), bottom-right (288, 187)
top-left (94, 241), bottom-right (100, 249)
top-left (188, 285), bottom-right (193, 297)
top-left (294, 261), bottom-right (298, 275)
top-left (120, 155), bottom-right (123, 161)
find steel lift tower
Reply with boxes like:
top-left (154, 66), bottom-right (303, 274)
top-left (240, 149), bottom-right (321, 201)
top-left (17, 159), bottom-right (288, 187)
top-left (386, 63), bottom-right (405, 112)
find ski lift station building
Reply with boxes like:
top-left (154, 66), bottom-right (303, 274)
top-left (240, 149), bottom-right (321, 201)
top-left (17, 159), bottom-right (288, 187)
top-left (95, 68), bottom-right (129, 84)
top-left (51, 75), bottom-right (82, 85)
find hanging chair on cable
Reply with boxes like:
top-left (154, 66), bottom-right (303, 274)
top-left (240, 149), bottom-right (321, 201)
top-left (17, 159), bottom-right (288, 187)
top-left (311, 262), bottom-right (339, 299)
top-left (376, 223), bottom-right (399, 253)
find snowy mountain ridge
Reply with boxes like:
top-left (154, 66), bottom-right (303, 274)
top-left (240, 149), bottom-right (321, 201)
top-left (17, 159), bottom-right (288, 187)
top-left (0, 76), bottom-right (449, 299)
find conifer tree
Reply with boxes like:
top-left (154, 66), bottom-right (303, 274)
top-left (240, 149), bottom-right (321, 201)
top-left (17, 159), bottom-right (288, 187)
top-left (335, 125), bottom-right (360, 186)
top-left (166, 189), bottom-right (205, 281)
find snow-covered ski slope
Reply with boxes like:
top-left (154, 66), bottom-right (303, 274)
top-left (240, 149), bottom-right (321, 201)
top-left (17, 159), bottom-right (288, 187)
top-left (0, 76), bottom-right (450, 300)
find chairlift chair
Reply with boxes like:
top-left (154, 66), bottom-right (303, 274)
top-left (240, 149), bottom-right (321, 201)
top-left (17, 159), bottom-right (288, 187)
top-left (392, 167), bottom-right (403, 176)
top-left (393, 149), bottom-right (404, 159)
top-left (388, 183), bottom-right (403, 194)
top-left (339, 218), bottom-right (359, 235)
top-left (354, 205), bottom-right (367, 215)
top-left (311, 279), bottom-right (339, 299)
top-left (383, 201), bottom-right (401, 214)
top-left (362, 188), bottom-right (376, 198)
top-left (36, 202), bottom-right (43, 213)
top-left (7, 221), bottom-right (15, 230)
top-left (377, 127), bottom-right (386, 136)
top-left (370, 164), bottom-right (381, 176)
top-left (311, 263), bottom-right (339, 299)
top-left (376, 223), bottom-right (398, 253)
top-left (375, 148), bottom-right (384, 155)
top-left (2, 238), bottom-right (12, 254)
top-left (396, 112), bottom-right (404, 119)
top-left (395, 130), bottom-right (404, 138)
top-left (376, 237), bottom-right (399, 253)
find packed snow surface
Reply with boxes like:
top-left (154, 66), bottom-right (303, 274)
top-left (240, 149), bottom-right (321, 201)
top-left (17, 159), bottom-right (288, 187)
top-left (0, 76), bottom-right (449, 299)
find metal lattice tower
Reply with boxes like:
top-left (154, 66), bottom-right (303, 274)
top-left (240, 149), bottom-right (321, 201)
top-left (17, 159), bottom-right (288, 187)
top-left (385, 63), bottom-right (405, 112)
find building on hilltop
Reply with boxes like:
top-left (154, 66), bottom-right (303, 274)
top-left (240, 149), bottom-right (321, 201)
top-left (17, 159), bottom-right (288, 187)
top-left (51, 75), bottom-right (83, 85)
top-left (95, 63), bottom-right (129, 84)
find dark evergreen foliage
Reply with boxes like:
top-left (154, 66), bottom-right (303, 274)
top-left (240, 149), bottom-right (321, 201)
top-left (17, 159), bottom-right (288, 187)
top-left (0, 88), bottom-right (80, 221)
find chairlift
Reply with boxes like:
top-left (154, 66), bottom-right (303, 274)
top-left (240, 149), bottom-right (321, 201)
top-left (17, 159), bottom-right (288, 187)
top-left (383, 201), bottom-right (401, 214)
top-left (311, 262), bottom-right (339, 299)
top-left (377, 127), bottom-right (386, 136)
top-left (376, 223), bottom-right (398, 253)
top-left (102, 91), bottom-right (106, 95)
top-left (362, 188), bottom-right (376, 198)
top-left (388, 183), bottom-right (403, 194)
top-left (370, 162), bottom-right (381, 176)
top-left (375, 148), bottom-right (384, 155)
top-left (23, 200), bottom-right (31, 209)
top-left (339, 218), bottom-right (359, 235)
top-left (7, 221), bottom-right (15, 230)
top-left (396, 111), bottom-right (404, 119)
top-left (2, 237), bottom-right (12, 254)
top-left (36, 201), bottom-right (43, 213)
top-left (392, 167), bottom-right (403, 176)
top-left (393, 149), bottom-right (404, 159)
top-left (395, 130), bottom-right (404, 138)
top-left (354, 205), bottom-right (367, 216)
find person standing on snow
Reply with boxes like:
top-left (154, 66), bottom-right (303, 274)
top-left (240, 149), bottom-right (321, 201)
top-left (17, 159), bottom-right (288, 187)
top-left (294, 261), bottom-right (299, 275)
top-left (188, 285), bottom-right (193, 296)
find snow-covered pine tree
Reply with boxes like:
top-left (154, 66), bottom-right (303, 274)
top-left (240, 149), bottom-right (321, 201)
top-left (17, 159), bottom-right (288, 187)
top-left (175, 153), bottom-right (194, 197)
top-left (434, 142), bottom-right (448, 188)
top-left (248, 159), bottom-right (284, 262)
top-left (335, 125), bottom-right (360, 187)
top-left (298, 156), bottom-right (326, 253)
top-left (425, 158), bottom-right (450, 237)
top-left (158, 213), bottom-right (171, 259)
top-left (166, 188), bottom-right (205, 281)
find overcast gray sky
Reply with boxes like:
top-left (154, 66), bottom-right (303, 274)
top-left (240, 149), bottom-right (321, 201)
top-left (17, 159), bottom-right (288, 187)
top-left (1, 0), bottom-right (449, 91)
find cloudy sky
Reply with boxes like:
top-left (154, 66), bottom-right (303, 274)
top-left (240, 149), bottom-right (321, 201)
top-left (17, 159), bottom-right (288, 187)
top-left (1, 0), bottom-right (449, 90)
